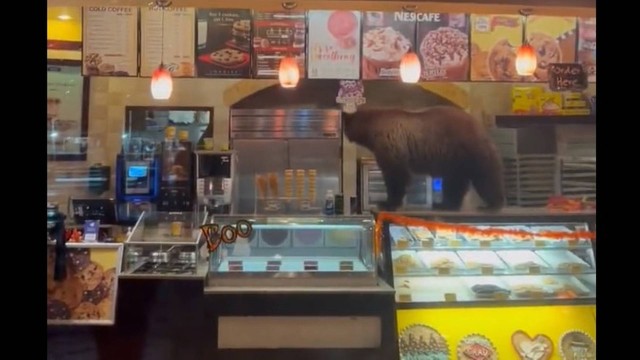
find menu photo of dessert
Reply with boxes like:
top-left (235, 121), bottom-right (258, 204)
top-left (307, 10), bottom-right (361, 79)
top-left (47, 246), bottom-right (121, 324)
top-left (577, 17), bottom-right (596, 82)
top-left (470, 14), bottom-right (523, 81)
top-left (524, 16), bottom-right (577, 82)
top-left (361, 12), bottom-right (416, 79)
top-left (195, 9), bottom-right (252, 78)
top-left (252, 11), bottom-right (307, 78)
top-left (417, 13), bottom-right (470, 81)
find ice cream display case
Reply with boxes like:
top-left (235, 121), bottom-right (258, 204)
top-left (120, 210), bottom-right (209, 279)
top-left (206, 215), bottom-right (376, 289)
top-left (377, 210), bottom-right (596, 360)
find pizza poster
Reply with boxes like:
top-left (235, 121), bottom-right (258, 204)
top-left (307, 10), bottom-right (361, 79)
top-left (82, 6), bottom-right (138, 76)
top-left (195, 9), bottom-right (252, 78)
top-left (252, 11), bottom-right (307, 78)
top-left (140, 6), bottom-right (196, 77)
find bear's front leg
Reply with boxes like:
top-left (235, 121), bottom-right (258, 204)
top-left (377, 159), bottom-right (411, 212)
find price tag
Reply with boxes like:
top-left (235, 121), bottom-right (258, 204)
top-left (339, 260), bottom-right (354, 271)
top-left (299, 200), bottom-right (311, 210)
top-left (493, 292), bottom-right (509, 300)
top-left (394, 264), bottom-right (408, 274)
top-left (303, 260), bottom-right (319, 271)
top-left (437, 268), bottom-right (451, 275)
top-left (480, 241), bottom-right (491, 248)
top-left (396, 239), bottom-right (409, 249)
top-left (228, 260), bottom-right (244, 272)
top-left (481, 266), bottom-right (494, 275)
top-left (534, 240), bottom-right (546, 248)
top-left (397, 294), bottom-right (412, 302)
top-left (444, 293), bottom-right (457, 302)
top-left (449, 240), bottom-right (461, 247)
top-left (421, 240), bottom-right (434, 249)
top-left (569, 264), bottom-right (582, 274)
top-left (528, 266), bottom-right (541, 274)
top-left (266, 264), bottom-right (280, 271)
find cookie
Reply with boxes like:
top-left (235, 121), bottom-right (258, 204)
top-left (72, 302), bottom-right (102, 320)
top-left (209, 48), bottom-right (246, 65)
top-left (97, 299), bottom-right (114, 319)
top-left (67, 248), bottom-right (91, 273)
top-left (101, 268), bottom-right (116, 290)
top-left (233, 19), bottom-right (250, 32)
top-left (559, 330), bottom-right (595, 360)
top-left (51, 276), bottom-right (84, 309)
top-left (47, 299), bottom-right (71, 320)
top-left (512, 330), bottom-right (553, 360)
top-left (528, 32), bottom-right (562, 81)
top-left (458, 334), bottom-right (498, 360)
top-left (82, 282), bottom-right (109, 304)
top-left (398, 324), bottom-right (449, 359)
top-left (76, 262), bottom-right (104, 291)
top-left (471, 284), bottom-right (511, 298)
top-left (488, 39), bottom-right (519, 81)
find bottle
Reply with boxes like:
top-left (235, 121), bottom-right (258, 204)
top-left (323, 190), bottom-right (335, 215)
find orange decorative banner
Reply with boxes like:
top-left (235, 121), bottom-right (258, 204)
top-left (373, 212), bottom-right (595, 256)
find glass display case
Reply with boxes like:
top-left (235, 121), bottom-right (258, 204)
top-left (206, 215), bottom-right (376, 288)
top-left (382, 211), bottom-right (596, 305)
top-left (121, 211), bottom-right (209, 279)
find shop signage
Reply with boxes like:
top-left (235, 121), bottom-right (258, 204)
top-left (200, 220), bottom-right (253, 253)
top-left (548, 63), bottom-right (588, 92)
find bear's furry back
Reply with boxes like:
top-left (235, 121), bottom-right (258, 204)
top-left (344, 106), bottom-right (505, 210)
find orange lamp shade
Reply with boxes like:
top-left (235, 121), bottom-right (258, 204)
top-left (515, 44), bottom-right (537, 76)
top-left (150, 65), bottom-right (173, 100)
top-left (278, 56), bottom-right (300, 89)
top-left (399, 51), bottom-right (421, 83)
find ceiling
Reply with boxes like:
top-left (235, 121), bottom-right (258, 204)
top-left (47, 7), bottom-right (82, 21)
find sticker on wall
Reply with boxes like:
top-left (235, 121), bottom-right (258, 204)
top-left (398, 324), bottom-right (450, 360)
top-left (511, 330), bottom-right (553, 360)
top-left (559, 330), bottom-right (595, 360)
top-left (336, 80), bottom-right (366, 114)
top-left (457, 334), bottom-right (498, 360)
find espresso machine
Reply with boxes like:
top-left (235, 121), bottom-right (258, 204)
top-left (157, 130), bottom-right (196, 212)
top-left (195, 151), bottom-right (236, 214)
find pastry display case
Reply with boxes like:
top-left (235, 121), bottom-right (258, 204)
top-left (378, 210), bottom-right (596, 360)
top-left (120, 211), bottom-right (209, 279)
top-left (206, 215), bottom-right (376, 289)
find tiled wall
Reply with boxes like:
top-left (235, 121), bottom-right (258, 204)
top-left (46, 78), bottom-right (595, 207)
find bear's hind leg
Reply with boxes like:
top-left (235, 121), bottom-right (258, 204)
top-left (377, 160), bottom-right (411, 211)
top-left (440, 176), bottom-right (470, 211)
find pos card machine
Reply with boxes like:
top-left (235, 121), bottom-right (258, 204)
top-left (157, 138), bottom-right (195, 212)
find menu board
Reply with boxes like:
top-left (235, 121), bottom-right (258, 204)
top-left (525, 16), bottom-right (577, 82)
top-left (361, 12), bottom-right (416, 79)
top-left (252, 12), bottom-right (307, 78)
top-left (195, 9), bottom-right (252, 78)
top-left (82, 6), bottom-right (138, 76)
top-left (470, 14), bottom-right (523, 81)
top-left (307, 10), bottom-right (361, 79)
top-left (416, 13), bottom-right (469, 81)
top-left (140, 7), bottom-right (196, 77)
top-left (577, 17), bottom-right (596, 82)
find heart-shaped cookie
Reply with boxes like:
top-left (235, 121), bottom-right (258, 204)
top-left (511, 330), bottom-right (553, 360)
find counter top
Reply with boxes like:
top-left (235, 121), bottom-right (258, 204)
top-left (204, 278), bottom-right (395, 295)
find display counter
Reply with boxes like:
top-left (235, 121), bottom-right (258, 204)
top-left (120, 210), bottom-right (209, 280)
top-left (376, 209), bottom-right (596, 360)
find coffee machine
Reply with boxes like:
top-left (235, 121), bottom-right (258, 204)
top-left (157, 129), bottom-right (196, 212)
top-left (195, 151), bottom-right (235, 214)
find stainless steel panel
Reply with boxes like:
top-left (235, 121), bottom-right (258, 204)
top-left (233, 139), bottom-right (289, 214)
top-left (230, 109), bottom-right (341, 139)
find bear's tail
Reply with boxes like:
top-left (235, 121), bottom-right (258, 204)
top-left (469, 137), bottom-right (506, 210)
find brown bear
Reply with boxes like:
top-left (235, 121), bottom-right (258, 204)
top-left (344, 105), bottom-right (505, 211)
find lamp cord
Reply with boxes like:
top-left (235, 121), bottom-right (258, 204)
top-left (160, 6), bottom-right (165, 67)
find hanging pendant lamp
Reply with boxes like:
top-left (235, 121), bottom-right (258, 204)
top-left (515, 9), bottom-right (537, 77)
top-left (150, 1), bottom-right (173, 100)
top-left (278, 55), bottom-right (299, 89)
top-left (400, 49), bottom-right (421, 83)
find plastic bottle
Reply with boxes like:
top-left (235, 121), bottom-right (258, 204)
top-left (324, 190), bottom-right (335, 215)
